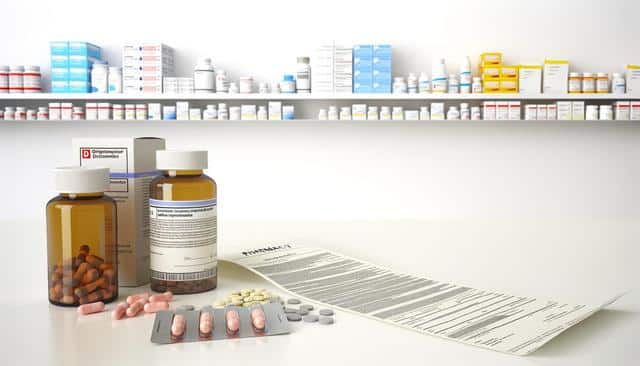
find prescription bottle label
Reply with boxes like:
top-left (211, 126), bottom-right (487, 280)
top-left (149, 198), bottom-right (217, 281)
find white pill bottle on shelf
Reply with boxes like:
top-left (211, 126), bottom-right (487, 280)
top-left (459, 56), bottom-right (472, 93)
top-left (612, 73), bottom-right (625, 94)
top-left (194, 58), bottom-right (215, 93)
top-left (296, 57), bottom-right (311, 93)
top-left (91, 62), bottom-right (109, 93)
top-left (23, 65), bottom-right (42, 93)
top-left (108, 67), bottom-right (122, 93)
top-left (418, 72), bottom-right (431, 93)
top-left (431, 58), bottom-right (448, 93)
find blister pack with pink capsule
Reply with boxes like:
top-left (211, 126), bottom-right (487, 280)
top-left (150, 302), bottom-right (289, 344)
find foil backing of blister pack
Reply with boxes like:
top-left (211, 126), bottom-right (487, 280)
top-left (150, 303), bottom-right (289, 344)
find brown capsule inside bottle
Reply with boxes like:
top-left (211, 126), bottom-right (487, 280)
top-left (46, 192), bottom-right (118, 306)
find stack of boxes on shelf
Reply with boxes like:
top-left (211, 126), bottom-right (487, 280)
top-left (352, 45), bottom-right (392, 93)
top-left (311, 42), bottom-right (352, 94)
top-left (122, 43), bottom-right (175, 94)
top-left (353, 45), bottom-right (373, 93)
top-left (480, 52), bottom-right (519, 94)
top-left (373, 45), bottom-right (392, 93)
top-left (334, 45), bottom-right (353, 94)
top-left (50, 42), bottom-right (103, 93)
top-left (311, 44), bottom-right (334, 93)
top-left (162, 77), bottom-right (194, 93)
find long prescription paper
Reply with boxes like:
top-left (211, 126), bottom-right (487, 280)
top-left (222, 245), bottom-right (622, 356)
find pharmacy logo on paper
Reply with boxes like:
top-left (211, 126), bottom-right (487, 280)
top-left (81, 149), bottom-right (91, 159)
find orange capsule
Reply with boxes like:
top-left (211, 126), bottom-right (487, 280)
top-left (111, 302), bottom-right (128, 320)
top-left (77, 301), bottom-right (105, 315)
top-left (126, 299), bottom-right (145, 317)
top-left (226, 309), bottom-right (240, 335)
top-left (171, 314), bottom-right (186, 338)
top-left (144, 301), bottom-right (169, 313)
top-left (79, 244), bottom-right (90, 255)
top-left (85, 254), bottom-right (104, 268)
top-left (199, 311), bottom-right (213, 336)
top-left (82, 268), bottom-right (99, 285)
top-left (126, 292), bottom-right (150, 305)
top-left (149, 291), bottom-right (173, 303)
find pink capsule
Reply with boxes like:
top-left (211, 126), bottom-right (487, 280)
top-left (149, 291), bottom-right (173, 303)
top-left (250, 307), bottom-right (266, 331)
top-left (226, 309), bottom-right (240, 335)
top-left (126, 292), bottom-right (150, 305)
top-left (199, 311), bottom-right (213, 337)
top-left (126, 299), bottom-right (145, 317)
top-left (77, 301), bottom-right (105, 315)
top-left (144, 301), bottom-right (170, 313)
top-left (171, 314), bottom-right (186, 338)
top-left (111, 302), bottom-right (128, 320)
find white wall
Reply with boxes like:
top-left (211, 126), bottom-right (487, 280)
top-left (1, 0), bottom-right (639, 222)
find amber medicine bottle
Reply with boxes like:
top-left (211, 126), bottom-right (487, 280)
top-left (46, 167), bottom-right (118, 306)
top-left (149, 150), bottom-right (218, 294)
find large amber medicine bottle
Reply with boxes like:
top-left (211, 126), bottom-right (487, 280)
top-left (46, 167), bottom-right (118, 306)
top-left (149, 150), bottom-right (217, 294)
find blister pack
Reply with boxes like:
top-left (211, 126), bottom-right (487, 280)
top-left (150, 302), bottom-right (289, 344)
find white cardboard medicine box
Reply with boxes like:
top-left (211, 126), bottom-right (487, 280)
top-left (73, 137), bottom-right (166, 286)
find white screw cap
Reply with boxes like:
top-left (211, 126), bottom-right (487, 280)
top-left (54, 167), bottom-right (110, 193)
top-left (156, 150), bottom-right (208, 170)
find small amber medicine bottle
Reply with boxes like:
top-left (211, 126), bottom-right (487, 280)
top-left (46, 167), bottom-right (118, 306)
top-left (149, 150), bottom-right (218, 294)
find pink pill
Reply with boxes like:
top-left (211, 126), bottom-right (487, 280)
top-left (251, 307), bottom-right (266, 331)
top-left (77, 301), bottom-right (105, 315)
top-left (126, 299), bottom-right (145, 317)
top-left (226, 309), bottom-right (240, 335)
top-left (171, 314), bottom-right (186, 338)
top-left (126, 292), bottom-right (150, 305)
top-left (149, 291), bottom-right (173, 303)
top-left (199, 311), bottom-right (213, 336)
top-left (144, 301), bottom-right (169, 313)
top-left (111, 302), bottom-right (128, 320)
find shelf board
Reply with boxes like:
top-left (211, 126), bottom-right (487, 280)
top-left (1, 119), bottom-right (637, 123)
top-left (0, 93), bottom-right (637, 101)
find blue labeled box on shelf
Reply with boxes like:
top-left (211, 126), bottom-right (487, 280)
top-left (50, 41), bottom-right (103, 93)
top-left (373, 44), bottom-right (392, 59)
top-left (353, 45), bottom-right (375, 93)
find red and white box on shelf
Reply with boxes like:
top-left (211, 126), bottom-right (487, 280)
top-left (122, 43), bottom-right (175, 94)
top-left (631, 101), bottom-right (640, 120)
top-left (615, 101), bottom-right (630, 120)
top-left (482, 101), bottom-right (496, 120)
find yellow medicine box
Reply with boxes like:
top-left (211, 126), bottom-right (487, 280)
top-left (481, 66), bottom-right (501, 80)
top-left (500, 65), bottom-right (519, 79)
top-left (480, 52), bottom-right (502, 65)
top-left (499, 78), bottom-right (518, 93)
top-left (483, 80), bottom-right (501, 93)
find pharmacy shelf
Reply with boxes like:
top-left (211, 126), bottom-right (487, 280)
top-left (2, 119), bottom-right (638, 123)
top-left (0, 93), bottom-right (637, 101)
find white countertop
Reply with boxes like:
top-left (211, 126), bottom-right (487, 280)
top-left (0, 219), bottom-right (638, 365)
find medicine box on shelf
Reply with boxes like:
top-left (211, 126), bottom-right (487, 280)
top-left (518, 65), bottom-right (543, 94)
top-left (49, 41), bottom-right (103, 93)
top-left (372, 44), bottom-right (392, 93)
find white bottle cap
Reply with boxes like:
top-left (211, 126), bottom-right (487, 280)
top-left (54, 167), bottom-right (110, 193)
top-left (156, 150), bottom-right (208, 170)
